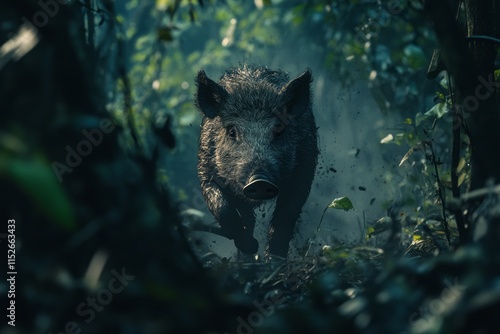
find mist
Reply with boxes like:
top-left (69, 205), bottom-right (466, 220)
top-left (158, 4), bottom-right (406, 259)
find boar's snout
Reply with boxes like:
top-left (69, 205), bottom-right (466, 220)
top-left (243, 173), bottom-right (279, 200)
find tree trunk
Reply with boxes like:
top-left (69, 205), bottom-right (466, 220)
top-left (463, 0), bottom-right (500, 190)
top-left (424, 0), bottom-right (500, 244)
top-left (425, 1), bottom-right (500, 191)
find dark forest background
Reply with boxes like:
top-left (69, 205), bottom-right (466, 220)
top-left (2, 0), bottom-right (500, 333)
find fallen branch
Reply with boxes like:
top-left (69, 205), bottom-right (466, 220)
top-left (447, 184), bottom-right (500, 210)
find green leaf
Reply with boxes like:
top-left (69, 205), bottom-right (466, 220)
top-left (1, 154), bottom-right (76, 230)
top-left (439, 76), bottom-right (449, 90)
top-left (495, 69), bottom-right (500, 81)
top-left (425, 102), bottom-right (448, 119)
top-left (456, 157), bottom-right (466, 173)
top-left (367, 216), bottom-right (393, 237)
top-left (458, 173), bottom-right (466, 187)
top-left (416, 102), bottom-right (448, 127)
top-left (366, 226), bottom-right (375, 238)
top-left (328, 196), bottom-right (354, 211)
top-left (399, 142), bottom-right (423, 166)
top-left (415, 112), bottom-right (429, 127)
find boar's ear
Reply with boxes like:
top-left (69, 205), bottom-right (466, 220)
top-left (280, 69), bottom-right (313, 117)
top-left (195, 69), bottom-right (227, 118)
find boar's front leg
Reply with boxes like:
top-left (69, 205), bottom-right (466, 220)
top-left (201, 180), bottom-right (258, 254)
top-left (267, 182), bottom-right (310, 257)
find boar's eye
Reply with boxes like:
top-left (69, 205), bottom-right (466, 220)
top-left (272, 123), bottom-right (285, 139)
top-left (227, 126), bottom-right (238, 139)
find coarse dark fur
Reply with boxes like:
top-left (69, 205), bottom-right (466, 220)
top-left (195, 65), bottom-right (318, 257)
